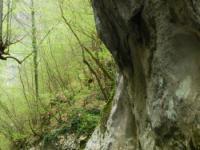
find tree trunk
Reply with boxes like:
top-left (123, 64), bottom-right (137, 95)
top-left (31, 0), bottom-right (39, 101)
top-left (0, 0), bottom-right (3, 44)
top-left (86, 0), bottom-right (200, 149)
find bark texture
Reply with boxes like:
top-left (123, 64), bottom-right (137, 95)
top-left (86, 0), bottom-right (200, 150)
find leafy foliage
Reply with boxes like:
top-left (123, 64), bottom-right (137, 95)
top-left (0, 0), bottom-right (116, 149)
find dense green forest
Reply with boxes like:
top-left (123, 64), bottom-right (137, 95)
top-left (0, 0), bottom-right (116, 149)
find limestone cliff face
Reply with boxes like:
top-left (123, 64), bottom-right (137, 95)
top-left (86, 0), bottom-right (200, 149)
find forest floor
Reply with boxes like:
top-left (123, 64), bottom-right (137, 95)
top-left (11, 91), bottom-right (105, 150)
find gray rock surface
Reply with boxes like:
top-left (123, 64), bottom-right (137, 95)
top-left (86, 0), bottom-right (200, 149)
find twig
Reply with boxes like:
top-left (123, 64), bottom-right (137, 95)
top-left (38, 21), bottom-right (61, 46)
top-left (83, 59), bottom-right (108, 101)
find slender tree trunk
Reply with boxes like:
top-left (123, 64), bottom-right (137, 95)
top-left (31, 0), bottom-right (39, 101)
top-left (0, 0), bottom-right (3, 44)
top-left (86, 0), bottom-right (200, 149)
top-left (6, 0), bottom-right (12, 46)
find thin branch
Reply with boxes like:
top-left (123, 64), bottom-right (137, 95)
top-left (83, 59), bottom-right (108, 101)
top-left (59, 3), bottom-right (114, 81)
top-left (1, 51), bottom-right (33, 64)
top-left (38, 21), bottom-right (61, 46)
top-left (8, 34), bottom-right (27, 46)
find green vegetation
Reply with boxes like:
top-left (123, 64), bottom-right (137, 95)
top-left (0, 0), bottom-right (116, 149)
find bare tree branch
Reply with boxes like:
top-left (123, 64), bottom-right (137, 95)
top-left (59, 2), bottom-right (114, 81)
top-left (0, 51), bottom-right (33, 64)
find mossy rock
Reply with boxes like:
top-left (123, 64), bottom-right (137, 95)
top-left (99, 99), bottom-right (113, 134)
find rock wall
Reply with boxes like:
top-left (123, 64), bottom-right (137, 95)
top-left (86, 0), bottom-right (200, 149)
